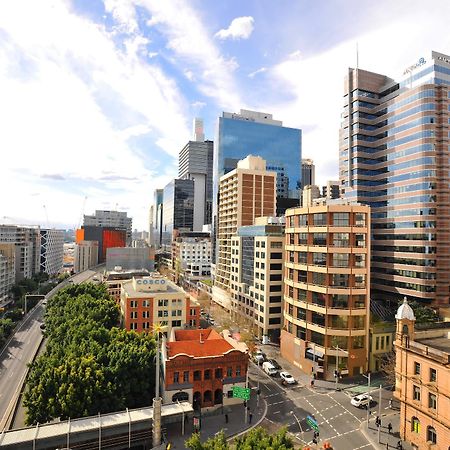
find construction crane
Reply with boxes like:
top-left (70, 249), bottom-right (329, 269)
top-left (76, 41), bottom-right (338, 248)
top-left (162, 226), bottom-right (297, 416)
top-left (42, 204), bottom-right (50, 229)
top-left (77, 195), bottom-right (88, 229)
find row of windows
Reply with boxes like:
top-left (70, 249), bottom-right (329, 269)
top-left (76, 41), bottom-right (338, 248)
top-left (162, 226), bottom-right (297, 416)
top-left (411, 418), bottom-right (437, 445)
top-left (286, 287), bottom-right (366, 308)
top-left (288, 232), bottom-right (366, 248)
top-left (372, 277), bottom-right (435, 293)
top-left (286, 270), bottom-right (366, 288)
top-left (373, 233), bottom-right (435, 241)
top-left (172, 366), bottom-right (243, 384)
top-left (372, 220), bottom-right (436, 230)
top-left (372, 208), bottom-right (436, 219)
top-left (387, 89), bottom-right (435, 113)
top-left (387, 130), bottom-right (435, 149)
top-left (287, 212), bottom-right (366, 227)
top-left (372, 255), bottom-right (435, 267)
top-left (372, 267), bottom-right (436, 280)
top-left (128, 319), bottom-right (184, 330)
top-left (288, 251), bottom-right (366, 268)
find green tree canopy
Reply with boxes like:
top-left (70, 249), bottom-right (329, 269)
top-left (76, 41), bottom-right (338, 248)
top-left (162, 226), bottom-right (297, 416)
top-left (24, 283), bottom-right (156, 425)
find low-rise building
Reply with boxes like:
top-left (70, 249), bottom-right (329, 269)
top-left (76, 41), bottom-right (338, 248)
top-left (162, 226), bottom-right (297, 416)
top-left (369, 321), bottom-right (395, 373)
top-left (230, 216), bottom-right (284, 343)
top-left (161, 328), bottom-right (249, 410)
top-left (394, 299), bottom-right (450, 450)
top-left (120, 275), bottom-right (200, 334)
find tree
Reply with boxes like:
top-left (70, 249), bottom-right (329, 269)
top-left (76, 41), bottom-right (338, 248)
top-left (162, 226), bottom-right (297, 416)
top-left (379, 350), bottom-right (397, 385)
top-left (185, 428), bottom-right (293, 450)
top-left (24, 283), bottom-right (156, 425)
top-left (408, 301), bottom-right (438, 324)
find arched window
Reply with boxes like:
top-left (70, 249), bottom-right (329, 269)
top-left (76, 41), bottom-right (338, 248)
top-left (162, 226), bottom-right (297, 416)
top-left (204, 390), bottom-right (212, 403)
top-left (427, 426), bottom-right (437, 444)
top-left (172, 392), bottom-right (189, 402)
top-left (411, 416), bottom-right (420, 434)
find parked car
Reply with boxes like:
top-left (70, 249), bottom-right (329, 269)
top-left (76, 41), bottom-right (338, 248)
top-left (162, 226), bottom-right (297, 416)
top-left (280, 371), bottom-right (297, 385)
top-left (262, 361), bottom-right (278, 376)
top-left (350, 394), bottom-right (373, 408)
top-left (268, 359), bottom-right (282, 370)
top-left (253, 353), bottom-right (265, 364)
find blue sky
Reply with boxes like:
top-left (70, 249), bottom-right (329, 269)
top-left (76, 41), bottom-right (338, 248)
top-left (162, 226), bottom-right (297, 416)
top-left (1, 0), bottom-right (450, 230)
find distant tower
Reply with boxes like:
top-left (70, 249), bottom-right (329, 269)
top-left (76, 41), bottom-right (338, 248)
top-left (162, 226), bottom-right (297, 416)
top-left (193, 118), bottom-right (205, 142)
top-left (301, 159), bottom-right (315, 189)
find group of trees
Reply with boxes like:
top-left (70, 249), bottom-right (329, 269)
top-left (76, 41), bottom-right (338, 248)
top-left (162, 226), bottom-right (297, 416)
top-left (185, 428), bottom-right (294, 450)
top-left (0, 318), bottom-right (15, 348)
top-left (24, 283), bottom-right (156, 425)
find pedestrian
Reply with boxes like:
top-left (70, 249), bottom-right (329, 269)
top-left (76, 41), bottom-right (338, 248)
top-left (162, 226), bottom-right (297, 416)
top-left (397, 440), bottom-right (403, 450)
top-left (310, 379), bottom-right (315, 387)
top-left (225, 413), bottom-right (229, 423)
top-left (388, 422), bottom-right (392, 434)
top-left (389, 399), bottom-right (393, 409)
top-left (249, 412), bottom-right (253, 424)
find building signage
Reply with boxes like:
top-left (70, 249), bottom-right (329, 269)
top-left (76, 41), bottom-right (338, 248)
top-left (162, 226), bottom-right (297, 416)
top-left (403, 57), bottom-right (426, 75)
top-left (136, 279), bottom-right (166, 285)
top-left (306, 415), bottom-right (319, 432)
top-left (437, 55), bottom-right (450, 64)
top-left (232, 386), bottom-right (250, 400)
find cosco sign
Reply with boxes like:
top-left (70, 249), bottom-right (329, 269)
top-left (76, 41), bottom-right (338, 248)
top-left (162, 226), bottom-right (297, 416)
top-left (403, 57), bottom-right (426, 75)
top-left (136, 279), bottom-right (166, 285)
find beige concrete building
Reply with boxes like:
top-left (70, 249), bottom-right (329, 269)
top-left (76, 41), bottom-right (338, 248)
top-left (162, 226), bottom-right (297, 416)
top-left (394, 299), bottom-right (450, 449)
top-left (281, 202), bottom-right (370, 380)
top-left (213, 155), bottom-right (276, 310)
top-left (230, 216), bottom-right (284, 343)
top-left (74, 240), bottom-right (99, 273)
top-left (120, 275), bottom-right (200, 335)
top-left (369, 321), bottom-right (395, 373)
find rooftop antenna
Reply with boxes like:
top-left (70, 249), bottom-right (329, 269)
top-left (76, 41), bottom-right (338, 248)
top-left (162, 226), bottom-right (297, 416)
top-left (42, 204), bottom-right (50, 229)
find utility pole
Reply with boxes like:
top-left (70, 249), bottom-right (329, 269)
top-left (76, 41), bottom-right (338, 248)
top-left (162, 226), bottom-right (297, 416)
top-left (245, 364), bottom-right (249, 424)
top-left (153, 327), bottom-right (163, 447)
top-left (378, 384), bottom-right (382, 443)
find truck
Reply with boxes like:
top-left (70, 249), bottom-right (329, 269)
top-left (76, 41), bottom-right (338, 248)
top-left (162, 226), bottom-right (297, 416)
top-left (262, 361), bottom-right (278, 376)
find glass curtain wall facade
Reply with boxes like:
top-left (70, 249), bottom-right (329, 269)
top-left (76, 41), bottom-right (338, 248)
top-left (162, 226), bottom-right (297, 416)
top-left (162, 179), bottom-right (195, 245)
top-left (213, 111), bottom-right (302, 263)
top-left (339, 51), bottom-right (450, 307)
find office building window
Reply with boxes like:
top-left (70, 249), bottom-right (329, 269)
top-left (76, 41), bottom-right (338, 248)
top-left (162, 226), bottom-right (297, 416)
top-left (236, 366), bottom-right (241, 376)
top-left (313, 213), bottom-right (327, 226)
top-left (354, 213), bottom-right (366, 226)
top-left (333, 233), bottom-right (349, 247)
top-left (130, 311), bottom-right (138, 319)
top-left (204, 369), bottom-right (211, 380)
top-left (215, 368), bottom-right (223, 379)
top-left (194, 370), bottom-right (201, 381)
top-left (130, 323), bottom-right (137, 330)
top-left (333, 253), bottom-right (349, 267)
top-left (414, 362), bottom-right (421, 375)
top-left (355, 234), bottom-right (366, 248)
top-left (227, 367), bottom-right (232, 377)
top-left (171, 320), bottom-right (181, 327)
top-left (142, 311), bottom-right (150, 318)
top-left (313, 233), bottom-right (327, 246)
top-left (130, 300), bottom-right (138, 308)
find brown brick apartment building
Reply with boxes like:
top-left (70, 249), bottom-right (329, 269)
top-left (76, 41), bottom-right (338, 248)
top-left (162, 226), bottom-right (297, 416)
top-left (161, 329), bottom-right (249, 410)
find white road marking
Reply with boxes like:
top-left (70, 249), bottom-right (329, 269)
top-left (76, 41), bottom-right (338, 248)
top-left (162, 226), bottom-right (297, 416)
top-left (273, 410), bottom-right (281, 415)
top-left (267, 400), bottom-right (284, 406)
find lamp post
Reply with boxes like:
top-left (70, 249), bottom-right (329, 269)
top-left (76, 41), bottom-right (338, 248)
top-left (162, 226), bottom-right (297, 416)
top-left (362, 371), bottom-right (371, 424)
top-left (153, 323), bottom-right (166, 448)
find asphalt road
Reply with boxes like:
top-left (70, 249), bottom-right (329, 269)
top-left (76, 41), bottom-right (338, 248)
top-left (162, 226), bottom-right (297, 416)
top-left (0, 268), bottom-right (102, 430)
top-left (249, 362), bottom-right (378, 449)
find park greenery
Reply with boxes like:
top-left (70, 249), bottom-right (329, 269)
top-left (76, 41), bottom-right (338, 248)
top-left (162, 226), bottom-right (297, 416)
top-left (406, 300), bottom-right (438, 324)
top-left (23, 283), bottom-right (156, 425)
top-left (185, 428), bottom-right (294, 450)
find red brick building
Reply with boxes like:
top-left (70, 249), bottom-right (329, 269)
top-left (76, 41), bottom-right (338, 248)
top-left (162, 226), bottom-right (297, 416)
top-left (161, 329), bottom-right (249, 410)
top-left (120, 275), bottom-right (200, 334)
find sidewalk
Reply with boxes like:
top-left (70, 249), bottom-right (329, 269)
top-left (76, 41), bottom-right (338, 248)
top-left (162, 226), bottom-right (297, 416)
top-left (360, 411), bottom-right (413, 450)
top-left (163, 384), bottom-right (266, 449)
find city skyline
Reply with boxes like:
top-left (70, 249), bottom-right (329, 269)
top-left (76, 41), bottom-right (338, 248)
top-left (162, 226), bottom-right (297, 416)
top-left (1, 0), bottom-right (450, 229)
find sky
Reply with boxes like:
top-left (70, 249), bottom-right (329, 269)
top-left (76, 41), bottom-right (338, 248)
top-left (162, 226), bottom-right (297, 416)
top-left (1, 0), bottom-right (450, 231)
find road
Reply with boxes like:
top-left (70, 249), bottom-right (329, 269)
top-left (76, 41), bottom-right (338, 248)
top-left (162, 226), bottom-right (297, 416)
top-left (249, 361), bottom-right (384, 449)
top-left (0, 268), bottom-right (102, 430)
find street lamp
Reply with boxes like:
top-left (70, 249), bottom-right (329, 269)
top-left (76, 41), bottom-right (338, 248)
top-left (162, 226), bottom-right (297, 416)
top-left (362, 372), bottom-right (371, 424)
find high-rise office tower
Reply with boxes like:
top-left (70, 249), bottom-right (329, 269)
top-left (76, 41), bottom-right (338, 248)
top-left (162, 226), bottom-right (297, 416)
top-left (301, 159), bottom-right (315, 189)
top-left (281, 201), bottom-right (371, 380)
top-left (339, 51), bottom-right (450, 307)
top-left (150, 189), bottom-right (164, 248)
top-left (213, 109), bottom-right (302, 262)
top-left (178, 119), bottom-right (214, 229)
top-left (162, 179), bottom-right (195, 245)
top-left (84, 210), bottom-right (132, 246)
top-left (213, 155), bottom-right (276, 310)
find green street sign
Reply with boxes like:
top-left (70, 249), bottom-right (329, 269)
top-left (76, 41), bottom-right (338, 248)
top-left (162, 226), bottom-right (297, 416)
top-left (306, 415), bottom-right (319, 432)
top-left (232, 386), bottom-right (250, 400)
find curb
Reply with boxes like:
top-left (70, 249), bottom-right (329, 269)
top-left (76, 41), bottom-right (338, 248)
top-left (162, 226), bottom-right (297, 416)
top-left (359, 420), bottom-right (380, 450)
top-left (227, 395), bottom-right (268, 442)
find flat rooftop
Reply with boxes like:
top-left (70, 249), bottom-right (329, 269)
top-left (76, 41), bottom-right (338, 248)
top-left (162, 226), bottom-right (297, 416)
top-left (416, 336), bottom-right (450, 353)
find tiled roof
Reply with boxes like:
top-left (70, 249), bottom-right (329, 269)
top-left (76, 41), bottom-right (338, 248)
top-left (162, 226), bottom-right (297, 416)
top-left (168, 329), bottom-right (235, 358)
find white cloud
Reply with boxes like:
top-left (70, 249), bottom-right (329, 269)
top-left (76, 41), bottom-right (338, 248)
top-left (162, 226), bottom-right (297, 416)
top-left (0, 0), bottom-right (192, 229)
top-left (191, 101), bottom-right (206, 109)
top-left (104, 0), bottom-right (138, 33)
top-left (248, 67), bottom-right (267, 78)
top-left (138, 0), bottom-right (244, 110)
top-left (184, 69), bottom-right (195, 81)
top-left (215, 16), bottom-right (254, 40)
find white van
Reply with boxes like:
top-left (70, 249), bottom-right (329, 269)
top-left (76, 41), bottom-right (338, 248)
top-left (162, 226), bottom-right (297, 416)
top-left (262, 361), bottom-right (278, 376)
